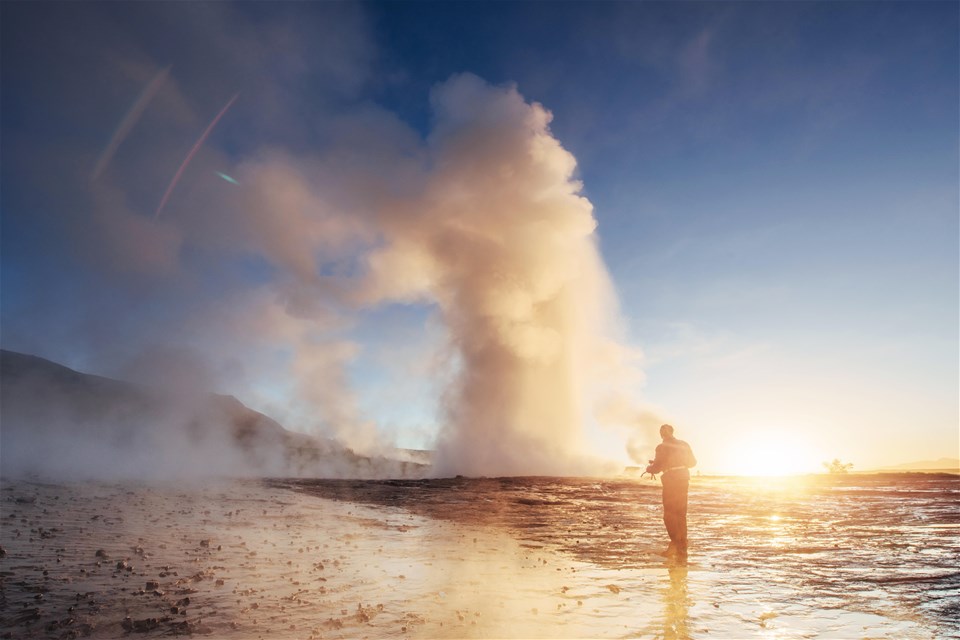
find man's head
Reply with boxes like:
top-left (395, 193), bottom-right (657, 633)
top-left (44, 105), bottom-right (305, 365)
top-left (660, 424), bottom-right (675, 439)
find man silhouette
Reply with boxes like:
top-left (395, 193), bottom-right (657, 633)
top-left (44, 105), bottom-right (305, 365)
top-left (645, 424), bottom-right (697, 558)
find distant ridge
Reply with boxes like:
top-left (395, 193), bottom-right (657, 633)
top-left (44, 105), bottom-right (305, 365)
top-left (0, 349), bottom-right (426, 480)
top-left (865, 457), bottom-right (960, 473)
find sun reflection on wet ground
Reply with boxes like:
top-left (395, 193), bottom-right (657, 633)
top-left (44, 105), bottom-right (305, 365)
top-left (280, 473), bottom-right (960, 637)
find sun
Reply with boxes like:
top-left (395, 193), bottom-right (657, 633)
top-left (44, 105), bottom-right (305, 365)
top-left (723, 431), bottom-right (821, 476)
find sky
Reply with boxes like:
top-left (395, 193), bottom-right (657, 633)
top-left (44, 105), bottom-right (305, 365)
top-left (1, 1), bottom-right (957, 475)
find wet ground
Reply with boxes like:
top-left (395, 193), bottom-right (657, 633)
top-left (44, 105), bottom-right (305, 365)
top-left (280, 473), bottom-right (960, 638)
top-left (0, 474), bottom-right (956, 638)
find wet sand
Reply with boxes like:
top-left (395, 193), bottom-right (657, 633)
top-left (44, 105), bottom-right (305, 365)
top-left (1, 476), bottom-right (953, 638)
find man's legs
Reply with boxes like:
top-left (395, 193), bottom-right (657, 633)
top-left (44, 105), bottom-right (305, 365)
top-left (662, 474), bottom-right (690, 556)
top-left (673, 475), bottom-right (689, 553)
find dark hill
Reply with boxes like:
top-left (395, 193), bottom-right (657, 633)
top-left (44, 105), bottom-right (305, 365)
top-left (0, 350), bottom-right (425, 480)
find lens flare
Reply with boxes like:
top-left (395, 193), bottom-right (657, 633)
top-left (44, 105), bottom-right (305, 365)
top-left (154, 93), bottom-right (239, 219)
top-left (91, 66), bottom-right (170, 181)
top-left (215, 171), bottom-right (240, 185)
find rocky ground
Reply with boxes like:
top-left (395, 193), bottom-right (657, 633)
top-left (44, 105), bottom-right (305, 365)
top-left (0, 479), bottom-right (664, 639)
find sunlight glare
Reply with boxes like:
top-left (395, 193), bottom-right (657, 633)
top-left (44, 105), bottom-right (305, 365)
top-left (724, 431), bottom-right (820, 476)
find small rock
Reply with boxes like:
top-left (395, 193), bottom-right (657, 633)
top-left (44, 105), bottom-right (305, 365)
top-left (170, 620), bottom-right (193, 633)
top-left (145, 581), bottom-right (159, 590)
top-left (122, 617), bottom-right (161, 632)
top-left (95, 549), bottom-right (108, 558)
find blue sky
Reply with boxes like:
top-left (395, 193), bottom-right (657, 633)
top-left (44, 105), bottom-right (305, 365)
top-left (2, 2), bottom-right (956, 473)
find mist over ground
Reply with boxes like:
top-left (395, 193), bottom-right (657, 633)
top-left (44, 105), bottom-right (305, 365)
top-left (0, 350), bottom-right (428, 480)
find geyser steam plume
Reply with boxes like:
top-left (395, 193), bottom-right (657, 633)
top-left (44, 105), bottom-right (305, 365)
top-left (339, 74), bottom-right (643, 476)
top-left (10, 67), bottom-right (653, 479)
top-left (171, 74), bottom-right (650, 476)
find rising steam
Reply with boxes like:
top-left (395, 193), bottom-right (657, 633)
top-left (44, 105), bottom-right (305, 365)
top-left (9, 67), bottom-right (659, 477)
top-left (220, 74), bottom-right (655, 475)
top-left (357, 75), bottom-right (626, 475)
